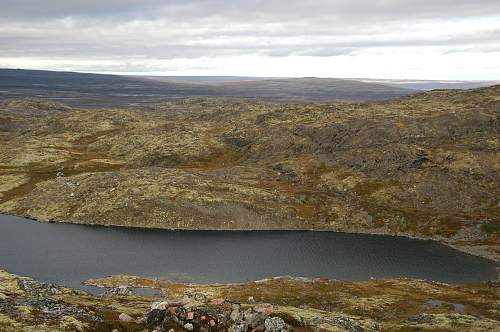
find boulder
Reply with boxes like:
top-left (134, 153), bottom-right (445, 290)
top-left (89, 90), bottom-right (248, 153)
top-left (254, 303), bottom-right (273, 315)
top-left (193, 292), bottom-right (208, 302)
top-left (146, 309), bottom-right (166, 325)
top-left (184, 322), bottom-right (194, 331)
top-left (230, 304), bottom-right (243, 321)
top-left (229, 320), bottom-right (249, 332)
top-left (264, 317), bottom-right (287, 332)
top-left (118, 313), bottom-right (135, 323)
top-left (244, 309), bottom-right (266, 328)
top-left (103, 285), bottom-right (133, 296)
top-left (151, 301), bottom-right (169, 310)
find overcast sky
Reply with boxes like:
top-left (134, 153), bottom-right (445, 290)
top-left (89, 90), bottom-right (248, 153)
top-left (1, 0), bottom-right (499, 79)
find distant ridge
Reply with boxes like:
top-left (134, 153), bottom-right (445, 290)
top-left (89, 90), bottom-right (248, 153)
top-left (0, 68), bottom-right (412, 108)
top-left (356, 78), bottom-right (500, 91)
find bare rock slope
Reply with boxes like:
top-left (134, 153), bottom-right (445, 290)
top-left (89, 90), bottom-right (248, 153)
top-left (0, 86), bottom-right (499, 260)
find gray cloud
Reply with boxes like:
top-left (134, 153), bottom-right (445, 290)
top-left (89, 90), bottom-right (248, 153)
top-left (2, 0), bottom-right (500, 21)
top-left (0, 0), bottom-right (499, 76)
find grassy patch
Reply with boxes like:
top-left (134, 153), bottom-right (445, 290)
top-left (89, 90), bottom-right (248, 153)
top-left (481, 223), bottom-right (500, 234)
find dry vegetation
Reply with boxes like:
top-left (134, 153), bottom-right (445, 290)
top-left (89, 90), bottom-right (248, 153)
top-left (1, 269), bottom-right (499, 331)
top-left (0, 86), bottom-right (499, 260)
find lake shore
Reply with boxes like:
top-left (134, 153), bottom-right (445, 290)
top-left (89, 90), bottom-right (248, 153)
top-left (1, 268), bottom-right (499, 332)
top-left (6, 209), bottom-right (500, 265)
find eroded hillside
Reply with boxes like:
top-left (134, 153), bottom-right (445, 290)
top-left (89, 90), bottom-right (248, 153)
top-left (0, 86), bottom-right (499, 260)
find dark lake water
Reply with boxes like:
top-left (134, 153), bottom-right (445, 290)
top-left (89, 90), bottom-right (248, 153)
top-left (0, 214), bottom-right (497, 291)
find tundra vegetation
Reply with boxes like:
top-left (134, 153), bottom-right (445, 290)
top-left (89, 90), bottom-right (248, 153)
top-left (0, 86), bottom-right (498, 260)
top-left (0, 269), bottom-right (499, 331)
top-left (0, 85), bottom-right (499, 331)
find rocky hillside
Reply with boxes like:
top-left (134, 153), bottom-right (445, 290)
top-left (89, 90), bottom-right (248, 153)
top-left (0, 86), bottom-right (499, 260)
top-left (1, 269), bottom-right (499, 331)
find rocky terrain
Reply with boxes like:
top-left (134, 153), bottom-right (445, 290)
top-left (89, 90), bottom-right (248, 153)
top-left (1, 269), bottom-right (499, 331)
top-left (0, 85), bottom-right (499, 261)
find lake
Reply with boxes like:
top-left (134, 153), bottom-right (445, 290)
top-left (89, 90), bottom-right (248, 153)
top-left (0, 213), bottom-right (497, 291)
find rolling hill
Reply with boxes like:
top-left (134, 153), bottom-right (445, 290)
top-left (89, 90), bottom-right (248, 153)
top-left (0, 68), bottom-right (413, 107)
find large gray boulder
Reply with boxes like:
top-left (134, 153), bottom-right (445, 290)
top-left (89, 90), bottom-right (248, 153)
top-left (264, 317), bottom-right (287, 332)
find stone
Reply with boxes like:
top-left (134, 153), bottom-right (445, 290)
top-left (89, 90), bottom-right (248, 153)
top-left (168, 306), bottom-right (178, 316)
top-left (193, 292), bottom-right (208, 302)
top-left (230, 307), bottom-right (242, 321)
top-left (118, 313), bottom-right (134, 323)
top-left (248, 296), bottom-right (255, 303)
top-left (103, 285), bottom-right (133, 296)
top-left (151, 301), bottom-right (169, 310)
top-left (210, 319), bottom-right (216, 326)
top-left (264, 317), bottom-right (287, 332)
top-left (49, 287), bottom-right (62, 295)
top-left (146, 309), bottom-right (166, 325)
top-left (407, 314), bottom-right (433, 324)
top-left (187, 311), bottom-right (194, 320)
top-left (184, 322), bottom-right (194, 331)
top-left (254, 303), bottom-right (273, 315)
top-left (244, 309), bottom-right (265, 328)
top-left (229, 320), bottom-right (249, 332)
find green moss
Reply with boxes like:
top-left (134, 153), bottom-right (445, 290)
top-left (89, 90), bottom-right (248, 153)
top-left (481, 223), bottom-right (500, 234)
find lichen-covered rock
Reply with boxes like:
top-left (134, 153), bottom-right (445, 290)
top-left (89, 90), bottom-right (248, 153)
top-left (264, 316), bottom-right (287, 331)
top-left (229, 320), bottom-right (249, 332)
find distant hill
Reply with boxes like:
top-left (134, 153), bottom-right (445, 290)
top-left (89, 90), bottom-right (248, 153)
top-left (356, 78), bottom-right (500, 91)
top-left (0, 69), bottom-right (413, 107)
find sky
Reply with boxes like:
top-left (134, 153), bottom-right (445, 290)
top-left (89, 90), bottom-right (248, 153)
top-left (1, 0), bottom-right (499, 80)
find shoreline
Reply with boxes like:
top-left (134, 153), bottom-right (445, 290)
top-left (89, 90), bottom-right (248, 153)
top-left (2, 210), bottom-right (499, 269)
top-left (2, 268), bottom-right (499, 332)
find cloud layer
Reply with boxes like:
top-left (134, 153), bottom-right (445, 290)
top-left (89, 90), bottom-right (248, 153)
top-left (1, 0), bottom-right (499, 79)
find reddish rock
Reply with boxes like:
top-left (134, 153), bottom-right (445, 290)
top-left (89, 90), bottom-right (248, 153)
top-left (254, 303), bottom-right (273, 315)
top-left (187, 312), bottom-right (194, 320)
top-left (211, 298), bottom-right (226, 305)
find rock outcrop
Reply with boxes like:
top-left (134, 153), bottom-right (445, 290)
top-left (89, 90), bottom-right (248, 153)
top-left (1, 269), bottom-right (499, 331)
